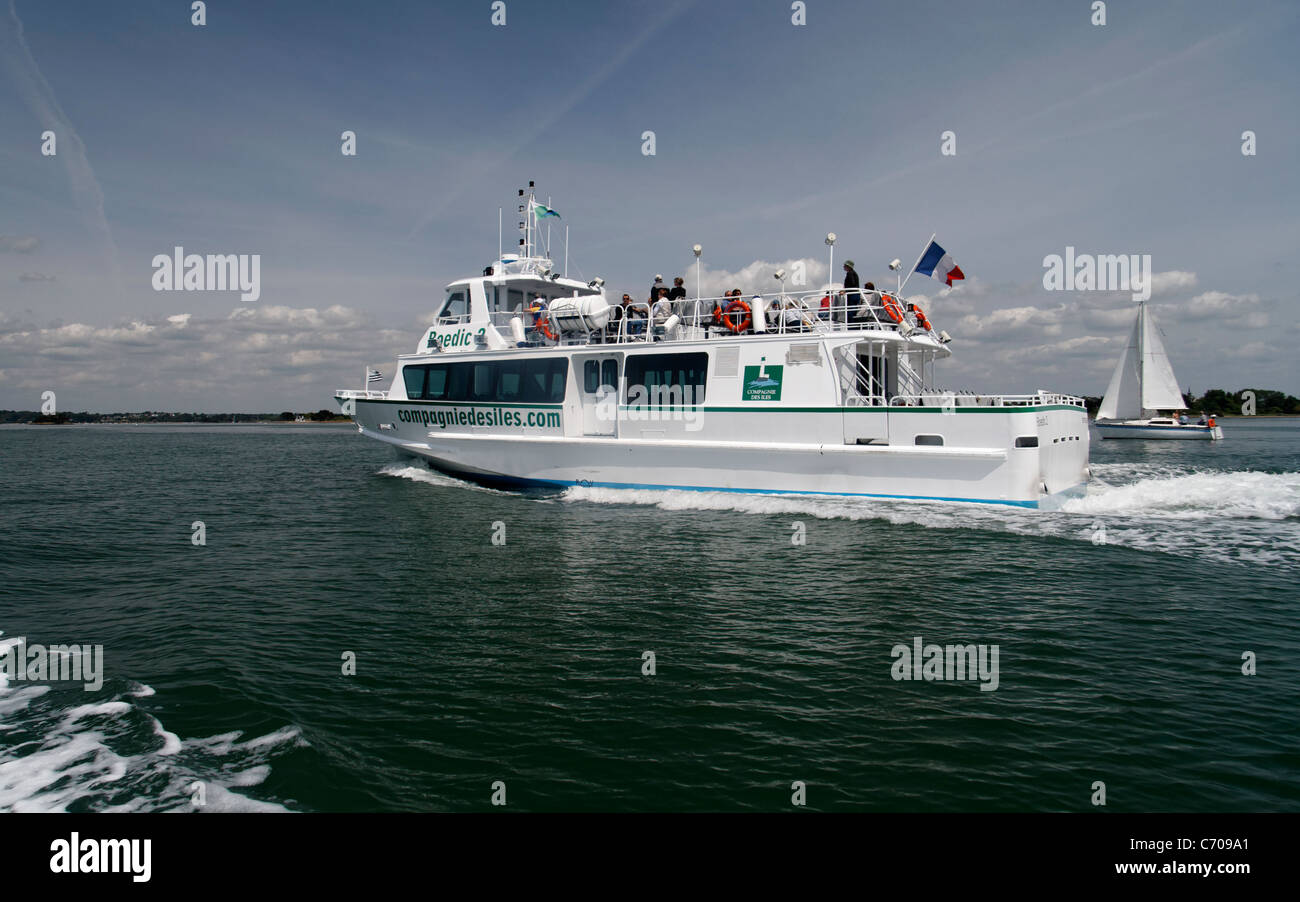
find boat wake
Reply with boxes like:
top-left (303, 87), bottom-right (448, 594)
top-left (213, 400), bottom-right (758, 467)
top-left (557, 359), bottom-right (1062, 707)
top-left (1066, 465), bottom-right (1300, 520)
top-left (560, 467), bottom-right (1300, 568)
top-left (0, 634), bottom-right (303, 812)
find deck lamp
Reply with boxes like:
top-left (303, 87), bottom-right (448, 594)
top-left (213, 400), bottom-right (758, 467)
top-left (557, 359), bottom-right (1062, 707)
top-left (825, 233), bottom-right (836, 296)
top-left (693, 245), bottom-right (703, 302)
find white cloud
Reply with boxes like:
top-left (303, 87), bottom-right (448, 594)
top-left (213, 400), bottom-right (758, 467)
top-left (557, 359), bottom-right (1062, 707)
top-left (0, 234), bottom-right (39, 253)
top-left (686, 258), bottom-right (829, 301)
top-left (1150, 270), bottom-right (1198, 296)
top-left (1168, 290), bottom-right (1260, 321)
top-left (0, 303), bottom-right (409, 410)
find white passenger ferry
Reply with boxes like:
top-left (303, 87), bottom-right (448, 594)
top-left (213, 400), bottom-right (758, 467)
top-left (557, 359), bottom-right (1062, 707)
top-left (337, 187), bottom-right (1090, 508)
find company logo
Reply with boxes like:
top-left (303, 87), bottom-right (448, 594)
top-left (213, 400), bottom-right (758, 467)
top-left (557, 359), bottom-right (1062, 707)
top-left (742, 360), bottom-right (783, 402)
top-left (397, 406), bottom-right (560, 431)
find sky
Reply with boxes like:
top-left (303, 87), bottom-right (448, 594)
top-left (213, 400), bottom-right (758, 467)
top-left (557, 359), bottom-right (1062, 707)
top-left (0, 0), bottom-right (1297, 412)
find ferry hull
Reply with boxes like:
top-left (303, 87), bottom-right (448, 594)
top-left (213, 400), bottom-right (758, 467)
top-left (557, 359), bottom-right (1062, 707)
top-left (348, 399), bottom-right (1090, 510)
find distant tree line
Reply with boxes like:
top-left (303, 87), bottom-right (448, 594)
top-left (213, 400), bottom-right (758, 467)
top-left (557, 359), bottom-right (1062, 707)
top-left (1185, 389), bottom-right (1299, 415)
top-left (0, 409), bottom-right (349, 424)
top-left (1080, 388), bottom-right (1299, 416)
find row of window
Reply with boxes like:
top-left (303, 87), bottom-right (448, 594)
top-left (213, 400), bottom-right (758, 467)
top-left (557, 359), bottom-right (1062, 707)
top-left (402, 352), bottom-right (711, 406)
top-left (437, 285), bottom-right (585, 322)
top-left (403, 358), bottom-right (568, 404)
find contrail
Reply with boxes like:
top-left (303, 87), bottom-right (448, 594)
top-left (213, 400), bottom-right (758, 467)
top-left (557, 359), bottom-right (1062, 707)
top-left (406, 0), bottom-right (698, 241)
top-left (1, 0), bottom-right (122, 295)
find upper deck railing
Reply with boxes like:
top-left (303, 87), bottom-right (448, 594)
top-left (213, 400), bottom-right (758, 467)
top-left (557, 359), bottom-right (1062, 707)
top-left (448, 287), bottom-right (946, 347)
top-left (887, 391), bottom-right (1086, 408)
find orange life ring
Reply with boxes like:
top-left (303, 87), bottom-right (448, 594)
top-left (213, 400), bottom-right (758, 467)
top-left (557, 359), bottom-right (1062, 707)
top-left (909, 303), bottom-right (932, 331)
top-left (881, 293), bottom-right (905, 325)
top-left (722, 299), bottom-right (752, 333)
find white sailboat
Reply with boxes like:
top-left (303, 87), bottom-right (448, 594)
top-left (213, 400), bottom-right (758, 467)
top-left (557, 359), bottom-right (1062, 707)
top-left (1095, 302), bottom-right (1223, 440)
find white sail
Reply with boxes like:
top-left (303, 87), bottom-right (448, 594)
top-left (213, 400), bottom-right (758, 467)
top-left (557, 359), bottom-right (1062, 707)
top-left (1139, 306), bottom-right (1186, 412)
top-left (1097, 314), bottom-right (1142, 420)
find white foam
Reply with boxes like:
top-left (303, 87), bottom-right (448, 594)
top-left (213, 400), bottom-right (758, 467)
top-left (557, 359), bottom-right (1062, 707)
top-left (1063, 470), bottom-right (1300, 520)
top-left (377, 462), bottom-right (509, 495)
top-left (149, 716), bottom-right (182, 755)
top-left (0, 650), bottom-right (304, 812)
top-left (560, 471), bottom-right (1300, 567)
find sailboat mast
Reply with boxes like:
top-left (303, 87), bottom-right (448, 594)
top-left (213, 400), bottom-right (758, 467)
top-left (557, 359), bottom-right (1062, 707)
top-left (1137, 301), bottom-right (1146, 415)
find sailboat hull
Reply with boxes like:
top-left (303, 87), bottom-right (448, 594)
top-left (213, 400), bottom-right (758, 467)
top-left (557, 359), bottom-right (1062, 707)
top-left (1095, 420), bottom-right (1223, 440)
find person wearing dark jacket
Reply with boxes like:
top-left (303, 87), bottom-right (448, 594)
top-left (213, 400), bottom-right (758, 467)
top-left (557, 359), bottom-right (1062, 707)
top-left (668, 277), bottom-right (687, 300)
top-left (840, 261), bottom-right (861, 323)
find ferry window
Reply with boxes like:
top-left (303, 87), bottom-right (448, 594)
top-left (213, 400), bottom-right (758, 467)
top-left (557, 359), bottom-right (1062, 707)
top-left (496, 360), bottom-right (525, 402)
top-left (625, 352), bottom-right (708, 406)
top-left (470, 362), bottom-right (497, 402)
top-left (914, 434), bottom-right (944, 446)
top-left (508, 289), bottom-right (526, 312)
top-left (584, 360), bottom-right (600, 393)
top-left (439, 290), bottom-right (468, 322)
top-left (1015, 435), bottom-right (1039, 448)
top-left (601, 359), bottom-right (618, 389)
top-left (425, 364), bottom-right (448, 399)
top-left (403, 366), bottom-right (426, 400)
top-left (441, 362), bottom-right (472, 401)
top-left (521, 358), bottom-right (568, 403)
top-left (427, 359), bottom-right (567, 404)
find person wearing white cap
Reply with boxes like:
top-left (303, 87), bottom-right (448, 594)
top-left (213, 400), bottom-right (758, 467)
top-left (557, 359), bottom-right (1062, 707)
top-left (648, 275), bottom-right (665, 304)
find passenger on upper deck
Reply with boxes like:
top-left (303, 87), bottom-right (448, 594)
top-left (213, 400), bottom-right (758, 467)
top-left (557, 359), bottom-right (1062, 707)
top-left (649, 275), bottom-right (665, 304)
top-left (605, 294), bottom-right (629, 340)
top-left (710, 289), bottom-right (737, 329)
top-left (669, 277), bottom-right (687, 301)
top-left (854, 281), bottom-right (882, 323)
top-left (652, 287), bottom-right (673, 322)
top-left (651, 288), bottom-right (674, 341)
top-left (777, 295), bottom-right (812, 331)
top-left (625, 293), bottom-right (647, 335)
top-left (840, 260), bottom-right (862, 323)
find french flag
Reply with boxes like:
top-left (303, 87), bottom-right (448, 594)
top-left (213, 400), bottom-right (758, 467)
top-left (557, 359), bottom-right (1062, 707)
top-left (914, 239), bottom-right (965, 287)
